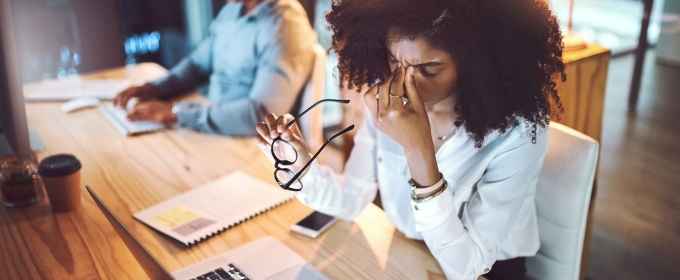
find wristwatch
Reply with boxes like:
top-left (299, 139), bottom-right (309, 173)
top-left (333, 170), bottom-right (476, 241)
top-left (171, 102), bottom-right (181, 115)
top-left (170, 101), bottom-right (201, 127)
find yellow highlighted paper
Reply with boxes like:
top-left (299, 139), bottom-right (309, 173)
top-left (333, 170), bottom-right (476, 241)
top-left (153, 207), bottom-right (198, 227)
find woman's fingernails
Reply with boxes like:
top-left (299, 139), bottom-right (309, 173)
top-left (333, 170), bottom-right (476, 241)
top-left (277, 125), bottom-right (283, 132)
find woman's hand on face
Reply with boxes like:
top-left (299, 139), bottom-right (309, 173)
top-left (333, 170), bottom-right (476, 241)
top-left (254, 113), bottom-right (312, 173)
top-left (363, 65), bottom-right (433, 151)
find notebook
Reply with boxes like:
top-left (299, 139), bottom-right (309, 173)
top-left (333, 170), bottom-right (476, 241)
top-left (100, 103), bottom-right (167, 136)
top-left (133, 171), bottom-right (295, 246)
top-left (24, 78), bottom-right (130, 101)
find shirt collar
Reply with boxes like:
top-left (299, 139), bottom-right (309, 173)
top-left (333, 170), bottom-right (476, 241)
top-left (242, 0), bottom-right (276, 20)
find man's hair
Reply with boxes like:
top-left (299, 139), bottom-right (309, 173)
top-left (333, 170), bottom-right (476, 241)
top-left (327, 0), bottom-right (566, 147)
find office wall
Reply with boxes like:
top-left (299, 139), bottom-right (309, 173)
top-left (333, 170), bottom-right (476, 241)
top-left (71, 0), bottom-right (125, 74)
top-left (298, 0), bottom-right (315, 25)
top-left (11, 0), bottom-right (124, 82)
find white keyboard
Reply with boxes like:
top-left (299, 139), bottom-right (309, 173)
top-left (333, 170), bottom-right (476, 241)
top-left (100, 103), bottom-right (166, 135)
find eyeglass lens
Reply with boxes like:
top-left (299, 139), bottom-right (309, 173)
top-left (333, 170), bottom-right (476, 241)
top-left (271, 99), bottom-right (352, 190)
top-left (271, 139), bottom-right (298, 164)
top-left (274, 168), bottom-right (302, 191)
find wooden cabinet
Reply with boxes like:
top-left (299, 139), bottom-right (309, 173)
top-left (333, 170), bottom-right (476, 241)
top-left (557, 44), bottom-right (611, 143)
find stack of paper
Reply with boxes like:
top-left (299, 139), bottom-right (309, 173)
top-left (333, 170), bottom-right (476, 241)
top-left (24, 79), bottom-right (130, 101)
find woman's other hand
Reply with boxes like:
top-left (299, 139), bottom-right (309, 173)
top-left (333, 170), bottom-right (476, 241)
top-left (363, 65), bottom-right (432, 152)
top-left (254, 113), bottom-right (312, 174)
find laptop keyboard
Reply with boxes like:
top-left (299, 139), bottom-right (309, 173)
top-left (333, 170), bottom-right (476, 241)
top-left (190, 264), bottom-right (250, 280)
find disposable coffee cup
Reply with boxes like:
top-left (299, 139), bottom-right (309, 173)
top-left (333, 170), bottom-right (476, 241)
top-left (38, 154), bottom-right (82, 212)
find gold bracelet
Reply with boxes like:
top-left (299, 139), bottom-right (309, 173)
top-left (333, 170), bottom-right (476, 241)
top-left (410, 173), bottom-right (445, 196)
top-left (411, 180), bottom-right (448, 203)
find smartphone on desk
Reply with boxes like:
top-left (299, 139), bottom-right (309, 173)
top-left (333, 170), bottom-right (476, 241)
top-left (290, 211), bottom-right (338, 238)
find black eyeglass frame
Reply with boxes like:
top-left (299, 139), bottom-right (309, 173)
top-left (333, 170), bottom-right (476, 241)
top-left (272, 99), bottom-right (354, 191)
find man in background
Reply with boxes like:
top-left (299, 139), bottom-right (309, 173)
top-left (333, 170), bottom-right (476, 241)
top-left (113, 0), bottom-right (317, 136)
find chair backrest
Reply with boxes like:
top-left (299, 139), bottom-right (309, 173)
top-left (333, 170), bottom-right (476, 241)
top-left (526, 122), bottom-right (599, 280)
top-left (296, 43), bottom-right (327, 152)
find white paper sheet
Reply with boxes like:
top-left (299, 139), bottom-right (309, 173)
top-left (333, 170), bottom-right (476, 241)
top-left (24, 78), bottom-right (130, 101)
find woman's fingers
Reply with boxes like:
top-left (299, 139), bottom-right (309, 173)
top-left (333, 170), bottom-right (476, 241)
top-left (263, 113), bottom-right (279, 139)
top-left (280, 126), bottom-right (297, 141)
top-left (390, 65), bottom-right (405, 97)
top-left (256, 121), bottom-right (273, 144)
top-left (253, 135), bottom-right (277, 164)
top-left (404, 66), bottom-right (424, 111)
top-left (276, 114), bottom-right (297, 141)
top-left (389, 66), bottom-right (407, 110)
top-left (254, 133), bottom-right (269, 148)
top-left (260, 113), bottom-right (302, 144)
top-left (276, 115), bottom-right (287, 133)
top-left (278, 114), bottom-right (296, 130)
top-left (378, 68), bottom-right (398, 112)
top-left (363, 84), bottom-right (379, 119)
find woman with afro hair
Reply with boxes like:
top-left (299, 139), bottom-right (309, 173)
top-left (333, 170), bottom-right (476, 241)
top-left (255, 0), bottom-right (565, 278)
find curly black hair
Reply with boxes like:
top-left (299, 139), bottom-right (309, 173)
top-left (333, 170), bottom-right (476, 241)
top-left (326, 0), bottom-right (566, 147)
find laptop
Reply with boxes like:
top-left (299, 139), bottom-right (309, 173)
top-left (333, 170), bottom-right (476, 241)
top-left (86, 186), bottom-right (327, 280)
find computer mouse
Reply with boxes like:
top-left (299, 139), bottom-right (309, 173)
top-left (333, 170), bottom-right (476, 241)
top-left (61, 96), bottom-right (102, 113)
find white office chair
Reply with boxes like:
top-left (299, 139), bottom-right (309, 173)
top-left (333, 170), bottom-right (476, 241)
top-left (296, 43), bottom-right (327, 152)
top-left (526, 122), bottom-right (599, 280)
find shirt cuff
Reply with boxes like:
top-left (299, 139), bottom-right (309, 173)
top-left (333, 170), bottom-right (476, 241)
top-left (411, 184), bottom-right (458, 232)
top-left (173, 101), bottom-right (203, 129)
top-left (295, 159), bottom-right (321, 203)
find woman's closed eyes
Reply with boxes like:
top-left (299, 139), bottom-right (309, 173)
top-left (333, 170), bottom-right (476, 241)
top-left (388, 57), bottom-right (439, 79)
top-left (419, 67), bottom-right (437, 78)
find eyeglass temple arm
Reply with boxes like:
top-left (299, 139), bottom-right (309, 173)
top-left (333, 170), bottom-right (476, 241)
top-left (286, 99), bottom-right (350, 128)
top-left (284, 124), bottom-right (355, 189)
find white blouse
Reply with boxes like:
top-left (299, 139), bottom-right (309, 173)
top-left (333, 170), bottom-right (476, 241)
top-left (297, 111), bottom-right (548, 279)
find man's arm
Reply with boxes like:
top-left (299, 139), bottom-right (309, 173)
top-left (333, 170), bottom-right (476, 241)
top-left (175, 9), bottom-right (317, 136)
top-left (148, 28), bottom-right (215, 98)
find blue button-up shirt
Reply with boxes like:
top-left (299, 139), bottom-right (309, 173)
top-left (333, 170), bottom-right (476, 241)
top-left (150, 0), bottom-right (316, 136)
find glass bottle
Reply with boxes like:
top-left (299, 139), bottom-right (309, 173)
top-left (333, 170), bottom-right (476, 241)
top-left (0, 160), bottom-right (45, 207)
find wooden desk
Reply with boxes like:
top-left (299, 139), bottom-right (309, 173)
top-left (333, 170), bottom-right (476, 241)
top-left (1, 63), bottom-right (446, 279)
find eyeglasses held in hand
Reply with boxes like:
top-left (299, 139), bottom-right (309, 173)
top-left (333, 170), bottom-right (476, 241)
top-left (272, 99), bottom-right (354, 191)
